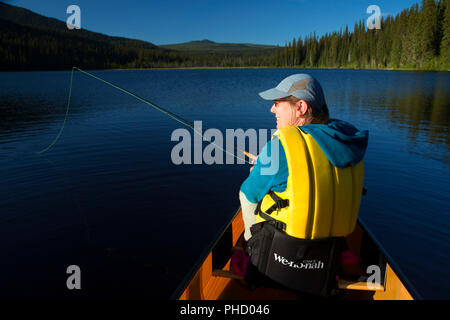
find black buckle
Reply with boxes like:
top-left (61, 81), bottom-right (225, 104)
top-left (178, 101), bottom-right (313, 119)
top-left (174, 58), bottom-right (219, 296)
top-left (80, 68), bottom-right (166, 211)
top-left (274, 220), bottom-right (286, 231)
top-left (276, 199), bottom-right (289, 210)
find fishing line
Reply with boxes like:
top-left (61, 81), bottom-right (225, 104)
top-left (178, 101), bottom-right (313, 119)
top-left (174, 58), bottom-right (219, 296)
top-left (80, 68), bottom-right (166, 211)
top-left (36, 67), bottom-right (251, 164)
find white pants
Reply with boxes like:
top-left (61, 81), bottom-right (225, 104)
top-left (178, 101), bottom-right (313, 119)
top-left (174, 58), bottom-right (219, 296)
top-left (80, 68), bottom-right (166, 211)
top-left (239, 191), bottom-right (258, 241)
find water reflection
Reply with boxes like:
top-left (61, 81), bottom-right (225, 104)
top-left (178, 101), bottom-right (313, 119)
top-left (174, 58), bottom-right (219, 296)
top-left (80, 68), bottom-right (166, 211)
top-left (391, 79), bottom-right (449, 148)
top-left (0, 94), bottom-right (61, 127)
top-left (327, 71), bottom-right (449, 163)
top-left (0, 93), bottom-right (70, 148)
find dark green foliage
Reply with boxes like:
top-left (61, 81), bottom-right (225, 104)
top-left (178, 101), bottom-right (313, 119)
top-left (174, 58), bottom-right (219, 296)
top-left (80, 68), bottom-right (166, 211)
top-left (439, 0), bottom-right (450, 69)
top-left (160, 40), bottom-right (277, 56)
top-left (277, 0), bottom-right (449, 70)
top-left (0, 1), bottom-right (448, 70)
top-left (0, 3), bottom-right (277, 70)
top-left (268, 0), bottom-right (450, 70)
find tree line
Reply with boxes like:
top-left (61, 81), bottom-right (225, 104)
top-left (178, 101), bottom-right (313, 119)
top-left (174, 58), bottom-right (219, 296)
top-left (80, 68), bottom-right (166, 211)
top-left (0, 0), bottom-right (448, 71)
top-left (277, 0), bottom-right (449, 70)
top-left (0, 17), bottom-right (275, 71)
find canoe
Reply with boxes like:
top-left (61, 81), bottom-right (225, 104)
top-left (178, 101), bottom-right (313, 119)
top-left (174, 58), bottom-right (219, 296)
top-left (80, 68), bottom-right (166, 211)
top-left (173, 208), bottom-right (419, 300)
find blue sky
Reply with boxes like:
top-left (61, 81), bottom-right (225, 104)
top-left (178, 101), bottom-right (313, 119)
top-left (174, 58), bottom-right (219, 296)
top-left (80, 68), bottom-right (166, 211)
top-left (4, 0), bottom-right (420, 46)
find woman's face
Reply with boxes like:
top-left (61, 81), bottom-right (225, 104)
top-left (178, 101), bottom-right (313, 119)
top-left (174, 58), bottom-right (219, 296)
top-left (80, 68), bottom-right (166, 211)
top-left (270, 100), bottom-right (297, 129)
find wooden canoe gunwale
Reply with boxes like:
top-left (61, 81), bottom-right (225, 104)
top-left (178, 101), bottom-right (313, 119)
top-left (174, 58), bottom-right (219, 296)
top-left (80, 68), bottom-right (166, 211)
top-left (170, 207), bottom-right (243, 300)
top-left (357, 218), bottom-right (421, 300)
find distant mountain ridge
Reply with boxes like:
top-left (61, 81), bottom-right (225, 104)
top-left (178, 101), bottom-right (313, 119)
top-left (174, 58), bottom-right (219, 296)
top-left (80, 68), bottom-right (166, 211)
top-left (161, 39), bottom-right (278, 56)
top-left (0, 2), bottom-right (277, 71)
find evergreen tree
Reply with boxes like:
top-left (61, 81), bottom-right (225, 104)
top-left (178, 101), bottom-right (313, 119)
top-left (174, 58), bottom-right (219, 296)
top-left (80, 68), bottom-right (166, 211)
top-left (439, 0), bottom-right (450, 69)
top-left (292, 37), bottom-right (297, 66)
top-left (421, 0), bottom-right (441, 67)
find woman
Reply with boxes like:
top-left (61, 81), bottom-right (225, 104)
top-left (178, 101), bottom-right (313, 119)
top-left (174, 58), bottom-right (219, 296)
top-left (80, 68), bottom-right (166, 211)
top-left (239, 73), bottom-right (369, 241)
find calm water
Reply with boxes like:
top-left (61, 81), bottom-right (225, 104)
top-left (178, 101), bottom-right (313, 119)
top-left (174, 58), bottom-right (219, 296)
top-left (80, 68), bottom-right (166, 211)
top-left (0, 69), bottom-right (448, 299)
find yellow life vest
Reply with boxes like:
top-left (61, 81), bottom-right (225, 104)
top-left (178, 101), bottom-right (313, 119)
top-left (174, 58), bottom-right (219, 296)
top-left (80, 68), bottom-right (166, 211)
top-left (255, 125), bottom-right (365, 240)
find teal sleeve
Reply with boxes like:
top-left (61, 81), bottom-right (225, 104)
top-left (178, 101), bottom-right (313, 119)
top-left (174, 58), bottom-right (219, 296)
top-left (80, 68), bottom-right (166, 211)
top-left (239, 137), bottom-right (288, 203)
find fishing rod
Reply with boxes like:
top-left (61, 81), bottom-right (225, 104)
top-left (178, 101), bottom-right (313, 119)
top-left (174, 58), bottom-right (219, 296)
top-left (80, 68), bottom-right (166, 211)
top-left (36, 67), bottom-right (252, 164)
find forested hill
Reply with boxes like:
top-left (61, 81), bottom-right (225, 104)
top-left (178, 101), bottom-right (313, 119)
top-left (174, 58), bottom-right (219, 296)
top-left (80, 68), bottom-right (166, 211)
top-left (0, 2), bottom-right (276, 70)
top-left (0, 2), bottom-right (184, 71)
top-left (277, 0), bottom-right (449, 70)
top-left (0, 1), bottom-right (449, 71)
top-left (161, 40), bottom-right (277, 56)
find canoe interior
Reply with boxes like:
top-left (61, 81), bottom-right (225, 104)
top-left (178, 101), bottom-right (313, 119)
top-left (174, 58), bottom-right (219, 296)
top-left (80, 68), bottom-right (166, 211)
top-left (176, 209), bottom-right (415, 300)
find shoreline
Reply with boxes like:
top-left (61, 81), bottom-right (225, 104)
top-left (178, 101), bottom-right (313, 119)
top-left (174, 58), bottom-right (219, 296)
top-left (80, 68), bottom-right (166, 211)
top-left (111, 66), bottom-right (450, 72)
top-left (1, 66), bottom-right (449, 73)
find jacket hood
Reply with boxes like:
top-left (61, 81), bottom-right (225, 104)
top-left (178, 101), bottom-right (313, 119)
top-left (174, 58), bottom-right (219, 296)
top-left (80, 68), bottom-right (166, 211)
top-left (300, 119), bottom-right (369, 169)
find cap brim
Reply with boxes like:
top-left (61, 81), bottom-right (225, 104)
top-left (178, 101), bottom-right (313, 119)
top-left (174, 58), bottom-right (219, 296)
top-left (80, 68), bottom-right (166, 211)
top-left (258, 88), bottom-right (290, 101)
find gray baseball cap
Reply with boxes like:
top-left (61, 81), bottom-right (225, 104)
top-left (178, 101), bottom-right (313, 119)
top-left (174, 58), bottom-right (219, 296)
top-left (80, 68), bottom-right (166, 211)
top-left (259, 74), bottom-right (326, 110)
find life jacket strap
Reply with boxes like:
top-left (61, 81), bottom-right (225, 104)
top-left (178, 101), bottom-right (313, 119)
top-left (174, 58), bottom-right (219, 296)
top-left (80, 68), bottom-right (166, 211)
top-left (266, 192), bottom-right (289, 214)
top-left (255, 191), bottom-right (289, 231)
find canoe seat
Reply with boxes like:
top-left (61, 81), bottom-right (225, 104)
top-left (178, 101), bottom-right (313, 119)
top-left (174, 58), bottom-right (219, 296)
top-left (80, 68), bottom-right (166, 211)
top-left (212, 269), bottom-right (385, 292)
top-left (338, 277), bottom-right (385, 291)
top-left (212, 269), bottom-right (244, 280)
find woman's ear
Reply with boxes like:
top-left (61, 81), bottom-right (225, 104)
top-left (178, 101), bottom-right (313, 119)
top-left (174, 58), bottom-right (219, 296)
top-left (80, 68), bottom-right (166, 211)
top-left (295, 100), bottom-right (309, 117)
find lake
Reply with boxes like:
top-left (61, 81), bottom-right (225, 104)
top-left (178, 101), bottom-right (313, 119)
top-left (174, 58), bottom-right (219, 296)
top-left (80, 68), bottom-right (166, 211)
top-left (0, 68), bottom-right (448, 299)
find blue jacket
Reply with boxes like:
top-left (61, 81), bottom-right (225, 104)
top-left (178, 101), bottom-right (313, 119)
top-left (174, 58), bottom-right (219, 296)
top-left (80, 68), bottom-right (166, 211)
top-left (240, 119), bottom-right (369, 204)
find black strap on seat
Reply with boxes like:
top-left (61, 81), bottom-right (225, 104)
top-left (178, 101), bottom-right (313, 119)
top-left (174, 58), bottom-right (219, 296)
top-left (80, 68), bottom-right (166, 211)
top-left (254, 191), bottom-right (289, 231)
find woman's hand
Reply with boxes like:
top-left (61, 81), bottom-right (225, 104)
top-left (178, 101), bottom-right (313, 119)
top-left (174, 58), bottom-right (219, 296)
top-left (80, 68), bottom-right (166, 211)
top-left (244, 151), bottom-right (258, 172)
